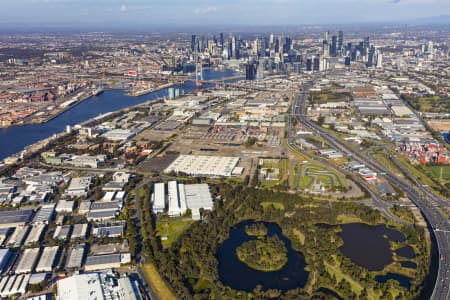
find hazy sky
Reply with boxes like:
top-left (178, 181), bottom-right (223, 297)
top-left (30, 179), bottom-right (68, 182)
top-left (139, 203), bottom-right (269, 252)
top-left (1, 0), bottom-right (449, 27)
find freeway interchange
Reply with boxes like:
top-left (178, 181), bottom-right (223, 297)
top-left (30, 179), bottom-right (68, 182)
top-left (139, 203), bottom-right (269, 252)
top-left (291, 81), bottom-right (450, 300)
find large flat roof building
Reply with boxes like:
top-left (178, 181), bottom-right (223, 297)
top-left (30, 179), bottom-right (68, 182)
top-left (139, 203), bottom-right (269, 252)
top-left (35, 246), bottom-right (59, 273)
top-left (0, 210), bottom-right (34, 228)
top-left (32, 204), bottom-right (55, 224)
top-left (151, 183), bottom-right (165, 213)
top-left (164, 155), bottom-right (240, 177)
top-left (15, 248), bottom-right (40, 274)
top-left (184, 184), bottom-right (214, 220)
top-left (168, 181), bottom-right (184, 217)
top-left (65, 243), bottom-right (86, 270)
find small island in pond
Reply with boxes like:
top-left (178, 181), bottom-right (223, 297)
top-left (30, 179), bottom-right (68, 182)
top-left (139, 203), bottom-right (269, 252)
top-left (245, 222), bottom-right (268, 237)
top-left (236, 235), bottom-right (288, 272)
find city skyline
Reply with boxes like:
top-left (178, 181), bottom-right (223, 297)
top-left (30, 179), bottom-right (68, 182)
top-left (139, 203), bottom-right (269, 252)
top-left (1, 0), bottom-right (450, 28)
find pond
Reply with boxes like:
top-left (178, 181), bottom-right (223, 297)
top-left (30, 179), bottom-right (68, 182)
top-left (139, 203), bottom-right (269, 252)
top-left (375, 273), bottom-right (412, 288)
top-left (401, 261), bottom-right (417, 269)
top-left (217, 221), bottom-right (309, 292)
top-left (396, 246), bottom-right (416, 259)
top-left (339, 223), bottom-right (406, 271)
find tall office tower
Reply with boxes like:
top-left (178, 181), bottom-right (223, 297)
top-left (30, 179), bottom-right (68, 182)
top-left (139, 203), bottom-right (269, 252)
top-left (231, 36), bottom-right (239, 59)
top-left (363, 37), bottom-right (370, 57)
top-left (274, 38), bottom-right (280, 53)
top-left (220, 33), bottom-right (224, 48)
top-left (245, 62), bottom-right (257, 80)
top-left (199, 36), bottom-right (205, 52)
top-left (283, 37), bottom-right (292, 53)
top-left (331, 35), bottom-right (337, 57)
top-left (191, 35), bottom-right (197, 52)
top-left (376, 52), bottom-right (383, 68)
top-left (338, 30), bottom-right (344, 54)
top-left (367, 45), bottom-right (375, 67)
top-left (344, 56), bottom-right (351, 67)
top-left (259, 37), bottom-right (268, 57)
top-left (278, 35), bottom-right (284, 55)
top-left (256, 60), bottom-right (265, 80)
top-left (323, 40), bottom-right (330, 57)
top-left (427, 41), bottom-right (434, 55)
top-left (293, 62), bottom-right (302, 74)
top-left (324, 31), bottom-right (330, 42)
top-left (313, 56), bottom-right (320, 71)
top-left (306, 57), bottom-right (313, 71)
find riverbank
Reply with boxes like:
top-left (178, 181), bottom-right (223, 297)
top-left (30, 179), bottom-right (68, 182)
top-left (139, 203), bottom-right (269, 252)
top-left (125, 82), bottom-right (178, 97)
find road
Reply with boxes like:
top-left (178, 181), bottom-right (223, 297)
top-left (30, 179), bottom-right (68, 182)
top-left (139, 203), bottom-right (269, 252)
top-left (292, 80), bottom-right (450, 299)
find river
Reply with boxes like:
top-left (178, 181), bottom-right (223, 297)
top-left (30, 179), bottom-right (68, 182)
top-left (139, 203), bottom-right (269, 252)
top-left (0, 69), bottom-right (240, 161)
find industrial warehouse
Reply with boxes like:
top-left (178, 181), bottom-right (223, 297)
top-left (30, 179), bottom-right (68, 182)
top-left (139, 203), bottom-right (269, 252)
top-left (164, 155), bottom-right (240, 177)
top-left (151, 182), bottom-right (213, 220)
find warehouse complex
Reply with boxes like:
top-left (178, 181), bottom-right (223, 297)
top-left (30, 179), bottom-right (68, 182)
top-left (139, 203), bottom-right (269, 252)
top-left (164, 155), bottom-right (240, 177)
top-left (151, 182), bottom-right (213, 220)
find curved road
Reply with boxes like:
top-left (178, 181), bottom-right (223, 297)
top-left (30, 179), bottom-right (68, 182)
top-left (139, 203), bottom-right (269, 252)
top-left (294, 81), bottom-right (450, 300)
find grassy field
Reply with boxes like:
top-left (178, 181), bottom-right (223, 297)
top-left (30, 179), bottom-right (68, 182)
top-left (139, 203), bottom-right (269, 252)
top-left (260, 158), bottom-right (290, 189)
top-left (424, 165), bottom-right (450, 183)
top-left (156, 218), bottom-right (195, 248)
top-left (140, 263), bottom-right (178, 300)
top-left (261, 201), bottom-right (285, 210)
top-left (336, 214), bottom-right (364, 224)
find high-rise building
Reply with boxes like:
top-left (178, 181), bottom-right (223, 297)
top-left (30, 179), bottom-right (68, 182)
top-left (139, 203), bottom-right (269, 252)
top-left (323, 40), bottom-right (330, 57)
top-left (220, 33), bottom-right (224, 49)
top-left (191, 35), bottom-right (197, 52)
top-left (306, 57), bottom-right (313, 72)
top-left (245, 62), bottom-right (257, 80)
top-left (231, 36), bottom-right (239, 59)
top-left (324, 31), bottom-right (330, 42)
top-left (331, 35), bottom-right (337, 57)
top-left (376, 52), bottom-right (383, 68)
top-left (344, 56), bottom-right (351, 67)
top-left (338, 31), bottom-right (344, 54)
top-left (313, 56), bottom-right (320, 71)
top-left (367, 45), bottom-right (375, 67)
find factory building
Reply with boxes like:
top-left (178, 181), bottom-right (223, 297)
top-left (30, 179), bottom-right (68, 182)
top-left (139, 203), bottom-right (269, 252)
top-left (0, 274), bottom-right (30, 297)
top-left (164, 155), bottom-right (240, 177)
top-left (0, 210), bottom-right (34, 229)
top-left (71, 223), bottom-right (88, 240)
top-left (65, 243), bottom-right (86, 270)
top-left (7, 225), bottom-right (30, 248)
top-left (151, 183), bottom-right (166, 213)
top-left (24, 224), bottom-right (46, 246)
top-left (15, 248), bottom-right (40, 274)
top-left (57, 272), bottom-right (142, 300)
top-left (35, 246), bottom-right (59, 273)
top-left (32, 204), bottom-right (55, 224)
top-left (150, 182), bottom-right (213, 220)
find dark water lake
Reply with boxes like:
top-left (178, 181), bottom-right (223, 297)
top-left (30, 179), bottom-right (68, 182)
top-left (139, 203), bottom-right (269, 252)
top-left (375, 273), bottom-right (412, 288)
top-left (396, 246), bottom-right (416, 259)
top-left (217, 221), bottom-right (309, 292)
top-left (339, 223), bottom-right (406, 271)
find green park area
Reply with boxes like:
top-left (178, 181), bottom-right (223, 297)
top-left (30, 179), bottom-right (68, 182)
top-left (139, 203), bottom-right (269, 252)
top-left (424, 165), bottom-right (450, 183)
top-left (293, 162), bottom-right (345, 191)
top-left (236, 235), bottom-right (288, 272)
top-left (403, 95), bottom-right (450, 113)
top-left (309, 92), bottom-right (348, 104)
top-left (140, 263), bottom-right (178, 300)
top-left (156, 217), bottom-right (195, 248)
top-left (259, 158), bottom-right (290, 189)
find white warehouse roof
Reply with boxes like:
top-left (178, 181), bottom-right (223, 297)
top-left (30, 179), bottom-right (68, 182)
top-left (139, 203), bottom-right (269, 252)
top-left (164, 155), bottom-right (239, 177)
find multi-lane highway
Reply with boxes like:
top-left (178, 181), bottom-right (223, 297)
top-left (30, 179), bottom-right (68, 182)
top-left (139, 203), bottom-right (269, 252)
top-left (292, 81), bottom-right (450, 300)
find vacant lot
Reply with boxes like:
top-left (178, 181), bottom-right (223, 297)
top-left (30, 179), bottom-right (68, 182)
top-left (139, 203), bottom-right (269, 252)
top-left (140, 263), bottom-right (178, 300)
